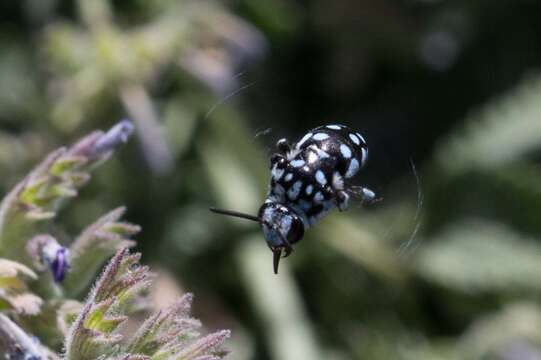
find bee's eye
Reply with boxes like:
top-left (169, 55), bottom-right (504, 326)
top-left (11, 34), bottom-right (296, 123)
top-left (286, 216), bottom-right (304, 245)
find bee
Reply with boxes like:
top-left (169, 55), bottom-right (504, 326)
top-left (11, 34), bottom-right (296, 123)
top-left (211, 124), bottom-right (375, 273)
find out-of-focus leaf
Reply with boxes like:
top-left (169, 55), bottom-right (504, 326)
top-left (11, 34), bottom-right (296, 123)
top-left (317, 215), bottom-right (407, 283)
top-left (120, 84), bottom-right (174, 175)
top-left (424, 163), bottom-right (541, 235)
top-left (237, 236), bottom-right (322, 360)
top-left (163, 98), bottom-right (198, 158)
top-left (0, 313), bottom-right (52, 360)
top-left (0, 259), bottom-right (42, 315)
top-left (459, 302), bottom-right (541, 359)
top-left (0, 259), bottom-right (37, 280)
top-left (0, 42), bottom-right (41, 120)
top-left (435, 74), bottom-right (541, 175)
top-left (200, 143), bottom-right (260, 217)
top-left (416, 220), bottom-right (541, 294)
top-left (165, 205), bottom-right (222, 256)
top-left (18, 299), bottom-right (82, 348)
top-left (0, 131), bottom-right (45, 180)
top-left (200, 113), bottom-right (266, 218)
top-left (346, 326), bottom-right (459, 360)
top-left (240, 0), bottom-right (302, 36)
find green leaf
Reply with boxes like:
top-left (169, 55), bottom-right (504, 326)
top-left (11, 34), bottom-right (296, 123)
top-left (49, 155), bottom-right (87, 176)
top-left (459, 302), bottom-right (541, 359)
top-left (416, 220), bottom-right (541, 294)
top-left (63, 208), bottom-right (138, 297)
top-left (19, 176), bottom-right (49, 205)
top-left (435, 74), bottom-right (541, 175)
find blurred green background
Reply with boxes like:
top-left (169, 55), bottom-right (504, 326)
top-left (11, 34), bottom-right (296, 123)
top-left (2, 0), bottom-right (541, 359)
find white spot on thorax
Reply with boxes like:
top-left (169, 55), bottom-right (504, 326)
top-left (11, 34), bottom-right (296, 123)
top-left (349, 133), bottom-right (361, 145)
top-left (307, 145), bottom-right (330, 164)
top-left (290, 159), bottom-right (305, 167)
top-left (326, 125), bottom-right (342, 130)
top-left (296, 132), bottom-right (313, 148)
top-left (345, 158), bottom-right (359, 178)
top-left (287, 180), bottom-right (303, 200)
top-left (305, 184), bottom-right (313, 195)
top-left (307, 149), bottom-right (318, 163)
top-left (313, 133), bottom-right (330, 141)
top-left (315, 170), bottom-right (327, 185)
top-left (315, 146), bottom-right (330, 158)
top-left (286, 148), bottom-right (301, 160)
top-left (340, 144), bottom-right (352, 158)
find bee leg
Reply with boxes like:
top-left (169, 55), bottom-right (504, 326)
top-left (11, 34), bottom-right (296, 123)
top-left (336, 190), bottom-right (350, 211)
top-left (282, 245), bottom-right (294, 257)
top-left (329, 172), bottom-right (349, 210)
top-left (359, 187), bottom-right (376, 204)
top-left (324, 186), bottom-right (349, 211)
top-left (348, 186), bottom-right (377, 204)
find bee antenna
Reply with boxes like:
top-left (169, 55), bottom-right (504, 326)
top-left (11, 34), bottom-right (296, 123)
top-left (209, 207), bottom-right (261, 223)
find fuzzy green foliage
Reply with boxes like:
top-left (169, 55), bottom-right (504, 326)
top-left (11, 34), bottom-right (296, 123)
top-left (0, 122), bottom-right (230, 359)
top-left (65, 250), bottom-right (151, 359)
top-left (65, 248), bottom-right (230, 360)
top-left (63, 207), bottom-right (141, 297)
top-left (0, 121), bottom-right (133, 261)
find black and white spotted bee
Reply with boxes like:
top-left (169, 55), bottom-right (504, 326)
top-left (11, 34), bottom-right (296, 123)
top-left (211, 124), bottom-right (376, 274)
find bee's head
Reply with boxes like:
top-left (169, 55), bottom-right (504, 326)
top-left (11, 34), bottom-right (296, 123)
top-left (258, 202), bottom-right (304, 266)
top-left (210, 202), bottom-right (305, 274)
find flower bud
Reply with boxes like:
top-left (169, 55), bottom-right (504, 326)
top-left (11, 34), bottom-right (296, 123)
top-left (92, 119), bottom-right (135, 156)
top-left (27, 235), bottom-right (71, 283)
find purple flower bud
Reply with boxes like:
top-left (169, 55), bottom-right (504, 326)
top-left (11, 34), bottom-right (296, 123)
top-left (92, 119), bottom-right (135, 156)
top-left (42, 240), bottom-right (71, 283)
